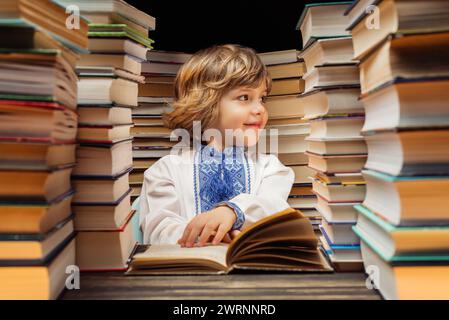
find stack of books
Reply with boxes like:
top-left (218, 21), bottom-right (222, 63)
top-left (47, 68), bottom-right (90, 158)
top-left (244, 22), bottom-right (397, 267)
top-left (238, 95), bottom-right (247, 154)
top-left (258, 50), bottom-right (319, 230)
top-left (347, 0), bottom-right (449, 299)
top-left (130, 51), bottom-right (191, 202)
top-left (0, 0), bottom-right (88, 299)
top-left (296, 2), bottom-right (365, 271)
top-left (56, 0), bottom-right (156, 271)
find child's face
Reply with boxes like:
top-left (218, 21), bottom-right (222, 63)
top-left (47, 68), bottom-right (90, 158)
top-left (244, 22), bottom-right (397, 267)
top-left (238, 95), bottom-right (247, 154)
top-left (214, 82), bottom-right (268, 148)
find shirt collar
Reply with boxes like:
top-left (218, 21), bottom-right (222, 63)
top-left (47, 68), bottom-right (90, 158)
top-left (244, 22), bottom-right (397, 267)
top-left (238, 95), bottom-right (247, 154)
top-left (201, 144), bottom-right (245, 157)
top-left (196, 144), bottom-right (245, 164)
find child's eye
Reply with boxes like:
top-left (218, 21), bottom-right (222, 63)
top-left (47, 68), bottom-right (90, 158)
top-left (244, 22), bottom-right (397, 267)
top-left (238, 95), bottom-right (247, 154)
top-left (260, 96), bottom-right (267, 103)
top-left (237, 95), bottom-right (249, 101)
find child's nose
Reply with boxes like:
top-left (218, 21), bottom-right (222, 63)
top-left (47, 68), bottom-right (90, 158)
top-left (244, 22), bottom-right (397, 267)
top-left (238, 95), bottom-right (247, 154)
top-left (251, 100), bottom-right (265, 114)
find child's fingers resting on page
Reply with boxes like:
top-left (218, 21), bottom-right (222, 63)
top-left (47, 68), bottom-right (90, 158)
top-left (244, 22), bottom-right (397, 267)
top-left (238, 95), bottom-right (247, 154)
top-left (203, 207), bottom-right (236, 245)
top-left (178, 213), bottom-right (211, 247)
top-left (177, 221), bottom-right (193, 246)
top-left (178, 208), bottom-right (237, 247)
top-left (178, 227), bottom-right (231, 246)
top-left (200, 225), bottom-right (232, 245)
top-left (221, 233), bottom-right (232, 243)
top-left (197, 220), bottom-right (220, 246)
top-left (183, 220), bottom-right (204, 247)
top-left (203, 232), bottom-right (231, 243)
top-left (192, 212), bottom-right (230, 247)
top-left (211, 223), bottom-right (232, 245)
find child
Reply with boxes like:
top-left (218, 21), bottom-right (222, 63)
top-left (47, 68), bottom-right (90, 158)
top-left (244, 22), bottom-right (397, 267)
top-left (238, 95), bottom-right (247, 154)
top-left (139, 44), bottom-right (294, 247)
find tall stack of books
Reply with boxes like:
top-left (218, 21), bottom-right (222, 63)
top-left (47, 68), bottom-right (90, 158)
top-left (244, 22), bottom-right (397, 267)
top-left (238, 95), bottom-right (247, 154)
top-left (130, 51), bottom-right (191, 202)
top-left (296, 2), bottom-right (366, 271)
top-left (0, 0), bottom-right (88, 299)
top-left (56, 0), bottom-right (156, 271)
top-left (258, 50), bottom-right (320, 230)
top-left (347, 0), bottom-right (449, 299)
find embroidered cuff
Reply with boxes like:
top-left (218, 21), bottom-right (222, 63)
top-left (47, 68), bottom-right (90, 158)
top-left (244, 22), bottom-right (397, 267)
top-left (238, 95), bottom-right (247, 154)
top-left (216, 201), bottom-right (245, 230)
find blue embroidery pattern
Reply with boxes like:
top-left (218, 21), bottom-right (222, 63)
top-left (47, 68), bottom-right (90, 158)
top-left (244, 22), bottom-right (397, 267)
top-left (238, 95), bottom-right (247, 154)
top-left (217, 200), bottom-right (245, 230)
top-left (193, 144), bottom-right (248, 230)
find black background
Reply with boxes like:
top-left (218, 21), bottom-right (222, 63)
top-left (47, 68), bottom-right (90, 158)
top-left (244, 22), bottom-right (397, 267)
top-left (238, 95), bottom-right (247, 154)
top-left (126, 0), bottom-right (350, 53)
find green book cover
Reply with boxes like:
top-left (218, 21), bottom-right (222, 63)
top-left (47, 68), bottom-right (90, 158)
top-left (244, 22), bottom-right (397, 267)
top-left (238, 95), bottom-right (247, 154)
top-left (0, 19), bottom-right (30, 27)
top-left (89, 24), bottom-right (147, 36)
top-left (0, 94), bottom-right (56, 102)
top-left (296, 2), bottom-right (353, 30)
top-left (303, 35), bottom-right (352, 50)
top-left (89, 24), bottom-right (154, 49)
top-left (352, 224), bottom-right (449, 263)
top-left (362, 169), bottom-right (449, 182)
top-left (355, 204), bottom-right (449, 233)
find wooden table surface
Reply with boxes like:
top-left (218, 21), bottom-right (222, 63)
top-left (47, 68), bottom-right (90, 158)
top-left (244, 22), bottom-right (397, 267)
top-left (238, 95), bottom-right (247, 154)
top-left (61, 272), bottom-right (381, 300)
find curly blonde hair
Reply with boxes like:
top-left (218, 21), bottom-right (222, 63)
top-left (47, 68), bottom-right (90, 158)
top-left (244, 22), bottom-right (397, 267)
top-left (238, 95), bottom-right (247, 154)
top-left (163, 44), bottom-right (271, 136)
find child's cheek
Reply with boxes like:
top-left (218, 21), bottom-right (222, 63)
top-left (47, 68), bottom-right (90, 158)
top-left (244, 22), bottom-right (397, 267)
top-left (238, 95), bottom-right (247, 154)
top-left (229, 106), bottom-right (250, 130)
top-left (219, 101), bottom-right (245, 129)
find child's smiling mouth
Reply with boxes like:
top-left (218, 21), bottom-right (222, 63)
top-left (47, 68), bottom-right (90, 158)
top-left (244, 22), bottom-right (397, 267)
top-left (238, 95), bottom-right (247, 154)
top-left (243, 122), bottom-right (262, 129)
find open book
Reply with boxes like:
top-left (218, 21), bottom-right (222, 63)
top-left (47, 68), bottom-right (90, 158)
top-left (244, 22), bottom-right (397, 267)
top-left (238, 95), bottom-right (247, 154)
top-left (126, 208), bottom-right (333, 275)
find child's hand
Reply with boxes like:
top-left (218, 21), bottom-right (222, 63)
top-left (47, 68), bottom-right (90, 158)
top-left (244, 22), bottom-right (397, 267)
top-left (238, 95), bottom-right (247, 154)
top-left (222, 230), bottom-right (241, 243)
top-left (177, 206), bottom-right (237, 247)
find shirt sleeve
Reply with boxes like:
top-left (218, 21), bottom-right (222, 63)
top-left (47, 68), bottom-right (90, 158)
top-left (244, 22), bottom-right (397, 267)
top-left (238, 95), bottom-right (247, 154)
top-left (139, 156), bottom-right (188, 245)
top-left (221, 154), bottom-right (295, 229)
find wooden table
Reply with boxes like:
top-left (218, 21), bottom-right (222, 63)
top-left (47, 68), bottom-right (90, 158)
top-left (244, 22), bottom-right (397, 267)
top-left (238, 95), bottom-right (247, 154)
top-left (61, 272), bottom-right (381, 300)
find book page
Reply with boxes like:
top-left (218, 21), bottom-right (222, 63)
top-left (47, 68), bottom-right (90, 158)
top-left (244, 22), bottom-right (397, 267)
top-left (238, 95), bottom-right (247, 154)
top-left (133, 244), bottom-right (229, 269)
